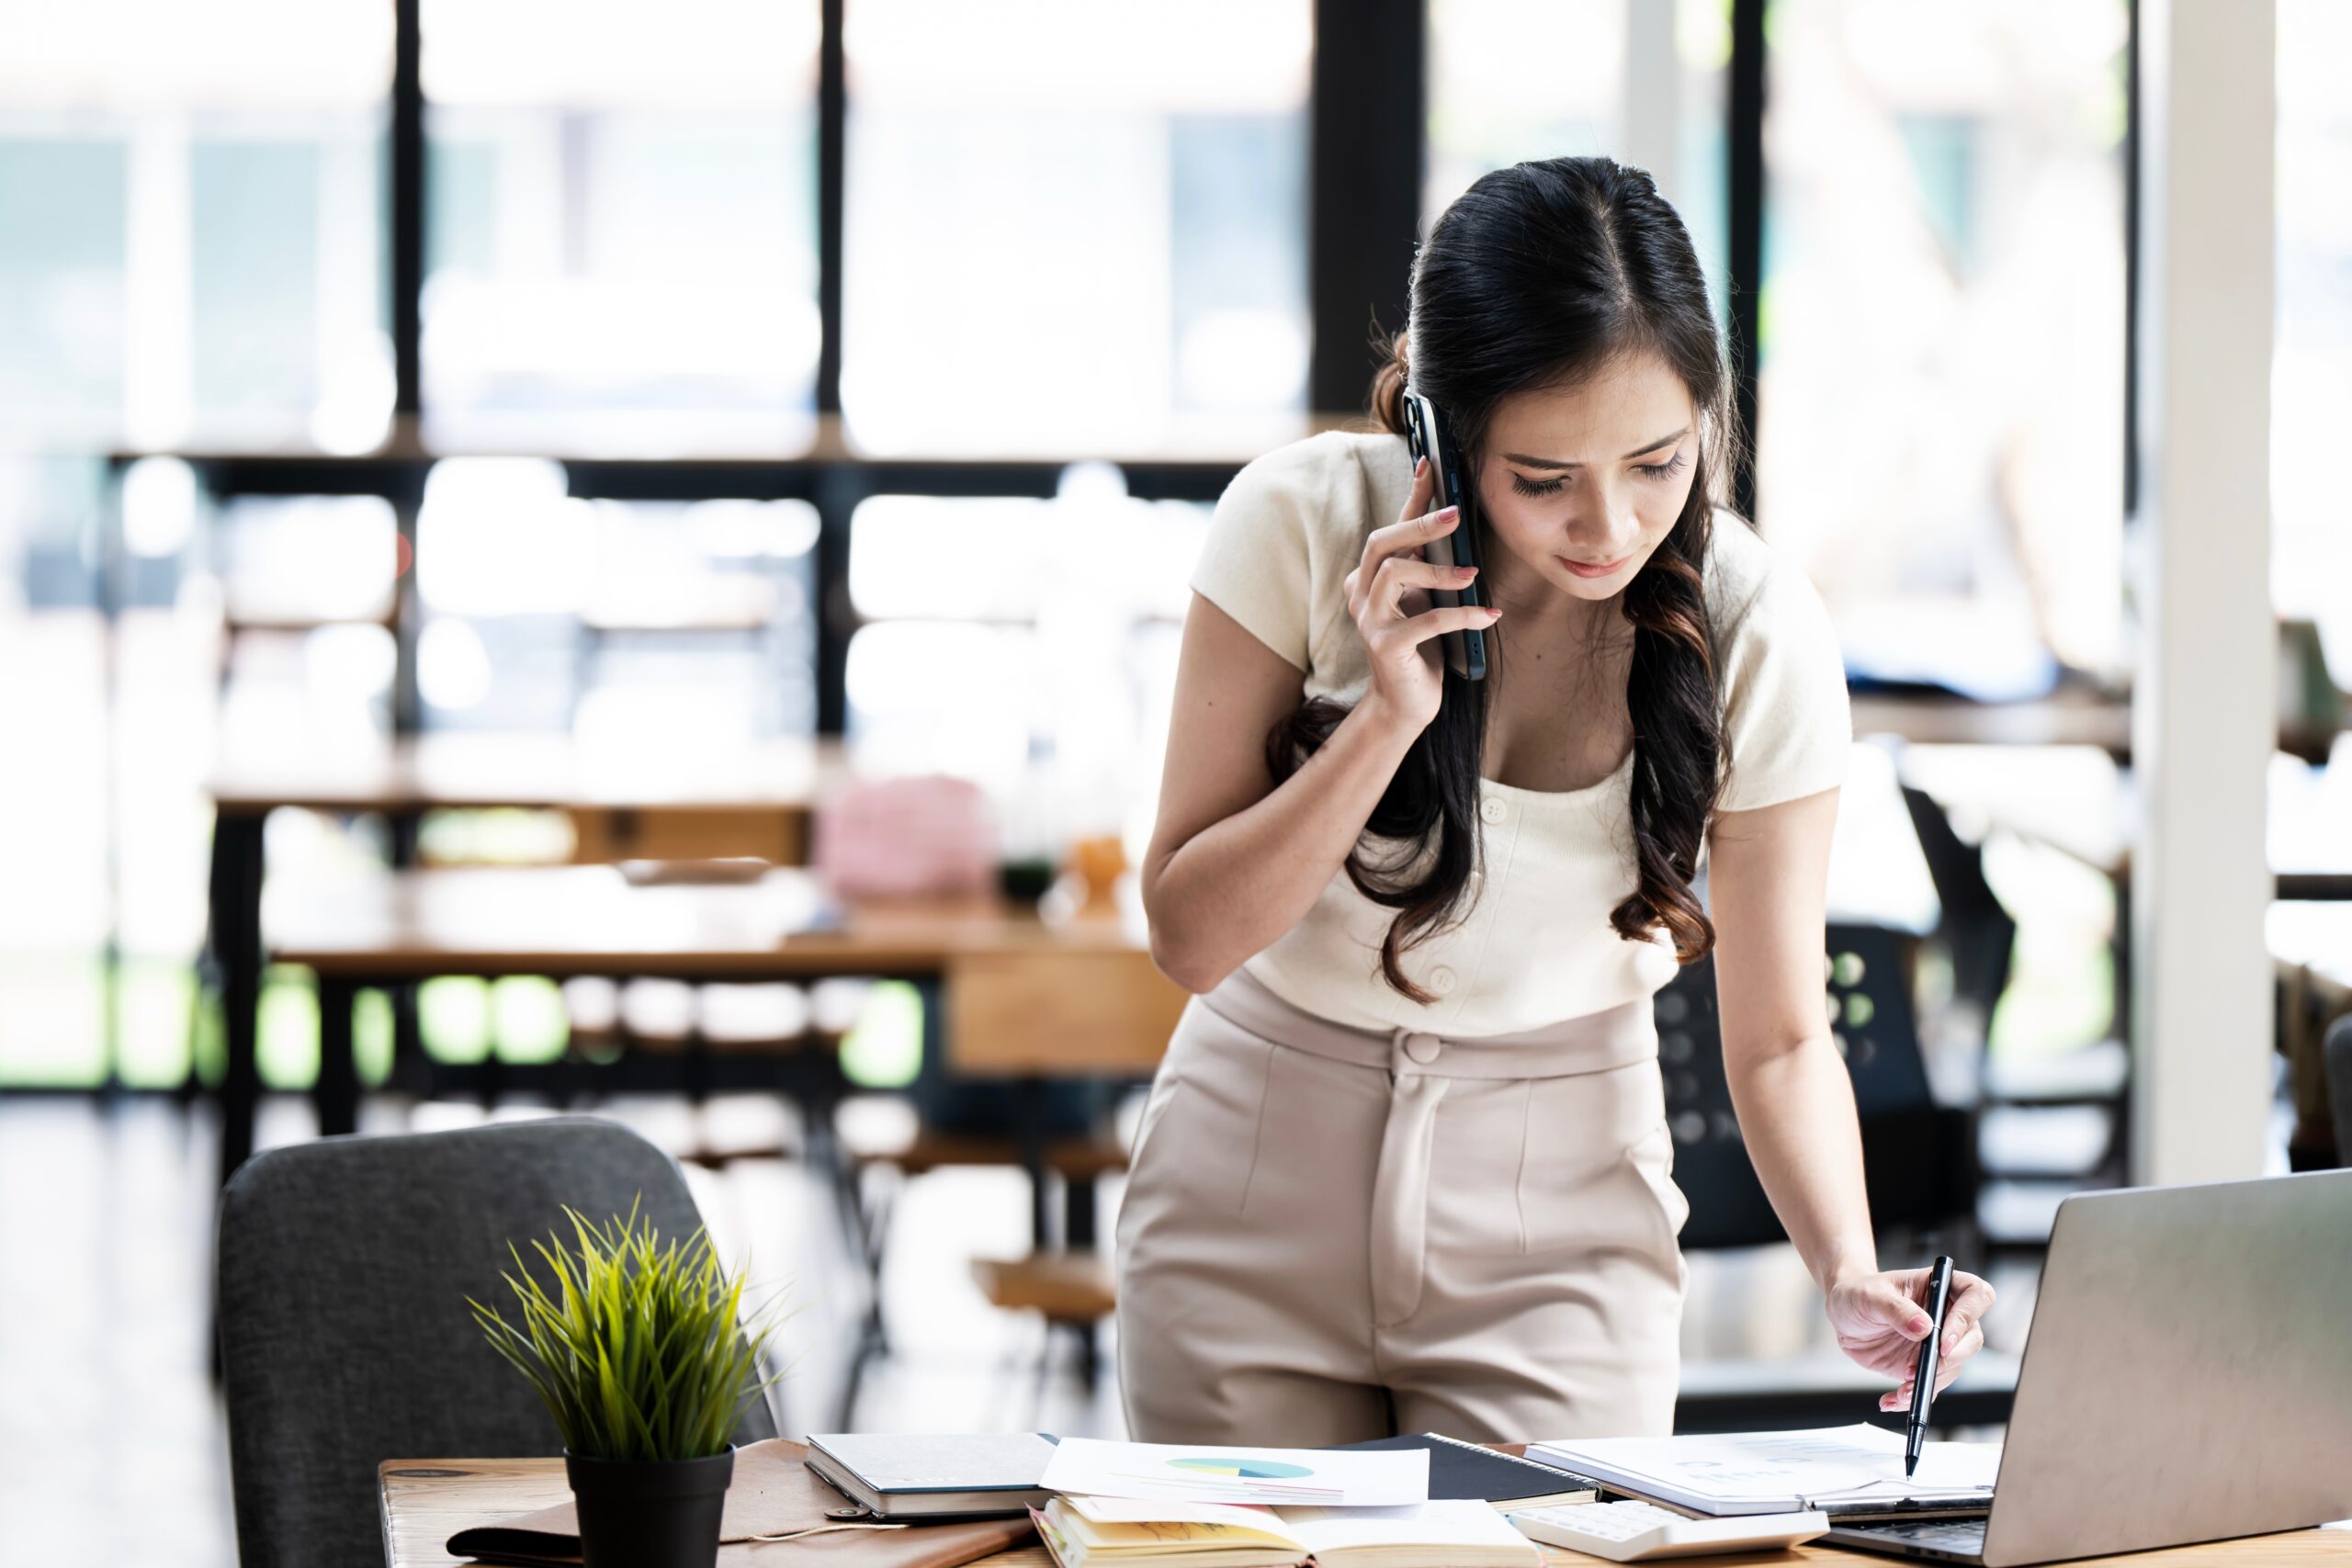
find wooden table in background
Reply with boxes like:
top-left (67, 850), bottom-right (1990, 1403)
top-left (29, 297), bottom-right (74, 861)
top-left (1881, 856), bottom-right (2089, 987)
top-left (378, 1453), bottom-right (2352, 1568)
top-left (266, 864), bottom-right (1189, 1243)
top-left (204, 733), bottom-right (847, 1189)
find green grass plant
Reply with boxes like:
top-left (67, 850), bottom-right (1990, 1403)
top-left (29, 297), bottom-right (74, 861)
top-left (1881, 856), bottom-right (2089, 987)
top-left (469, 1199), bottom-right (791, 1462)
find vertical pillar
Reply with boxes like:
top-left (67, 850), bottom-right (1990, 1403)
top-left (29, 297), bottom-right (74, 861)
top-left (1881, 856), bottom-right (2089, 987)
top-left (2128, 0), bottom-right (2276, 1185)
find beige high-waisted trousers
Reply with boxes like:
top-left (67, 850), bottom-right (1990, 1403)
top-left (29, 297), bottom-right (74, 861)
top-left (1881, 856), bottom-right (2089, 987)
top-left (1114, 964), bottom-right (1690, 1447)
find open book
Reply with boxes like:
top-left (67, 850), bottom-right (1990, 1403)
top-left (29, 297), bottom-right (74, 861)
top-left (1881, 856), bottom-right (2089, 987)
top-left (1528, 1423), bottom-right (2001, 1517)
top-left (1030, 1495), bottom-right (1541, 1568)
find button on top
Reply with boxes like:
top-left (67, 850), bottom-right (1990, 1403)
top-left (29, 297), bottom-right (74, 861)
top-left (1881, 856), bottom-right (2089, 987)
top-left (1429, 965), bottom-right (1458, 995)
top-left (1402, 1032), bottom-right (1442, 1065)
top-left (1479, 797), bottom-right (1509, 825)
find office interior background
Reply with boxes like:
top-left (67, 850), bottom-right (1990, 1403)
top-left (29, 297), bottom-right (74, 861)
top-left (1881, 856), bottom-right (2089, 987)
top-left (1, 0), bottom-right (2344, 1562)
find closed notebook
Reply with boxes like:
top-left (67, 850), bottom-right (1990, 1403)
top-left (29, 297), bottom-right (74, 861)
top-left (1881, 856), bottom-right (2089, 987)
top-left (1322, 1433), bottom-right (1599, 1510)
top-left (442, 1438), bottom-right (1035, 1567)
top-left (1031, 1495), bottom-right (1541, 1568)
top-left (804, 1430), bottom-right (1061, 1519)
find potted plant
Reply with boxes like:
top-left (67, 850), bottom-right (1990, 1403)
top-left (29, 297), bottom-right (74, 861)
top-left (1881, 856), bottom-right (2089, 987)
top-left (469, 1200), bottom-right (791, 1568)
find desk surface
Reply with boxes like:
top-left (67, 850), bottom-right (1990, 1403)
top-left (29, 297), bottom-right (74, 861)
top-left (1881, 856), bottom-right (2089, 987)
top-left (266, 866), bottom-right (1149, 979)
top-left (208, 732), bottom-right (847, 815)
top-left (379, 1453), bottom-right (2352, 1568)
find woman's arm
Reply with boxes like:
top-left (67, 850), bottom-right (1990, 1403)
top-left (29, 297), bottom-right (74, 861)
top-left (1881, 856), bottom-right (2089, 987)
top-left (1707, 785), bottom-right (1996, 1405)
top-left (1139, 592), bottom-right (1422, 993)
top-left (1144, 455), bottom-right (1498, 993)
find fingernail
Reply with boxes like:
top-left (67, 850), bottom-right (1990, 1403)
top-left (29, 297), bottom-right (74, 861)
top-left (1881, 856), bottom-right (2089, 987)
top-left (1416, 455), bottom-right (1429, 475)
top-left (1434, 505), bottom-right (1459, 523)
top-left (1480, 606), bottom-right (1503, 619)
top-left (1912, 1316), bottom-right (1932, 1334)
top-left (1453, 565), bottom-right (1477, 579)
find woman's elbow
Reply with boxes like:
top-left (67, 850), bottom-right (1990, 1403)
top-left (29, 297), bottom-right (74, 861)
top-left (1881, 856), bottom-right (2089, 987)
top-left (1146, 917), bottom-right (1233, 996)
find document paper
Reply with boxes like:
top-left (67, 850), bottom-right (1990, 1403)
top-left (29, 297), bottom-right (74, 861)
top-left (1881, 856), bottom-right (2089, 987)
top-left (1531, 1423), bottom-right (2001, 1516)
top-left (1039, 1437), bottom-right (1430, 1507)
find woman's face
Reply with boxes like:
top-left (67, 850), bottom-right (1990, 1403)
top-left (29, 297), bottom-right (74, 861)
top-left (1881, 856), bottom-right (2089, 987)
top-left (1470, 352), bottom-right (1702, 608)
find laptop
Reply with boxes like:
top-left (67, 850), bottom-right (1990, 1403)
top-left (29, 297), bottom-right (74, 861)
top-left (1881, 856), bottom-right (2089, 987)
top-left (1826, 1168), bottom-right (2352, 1565)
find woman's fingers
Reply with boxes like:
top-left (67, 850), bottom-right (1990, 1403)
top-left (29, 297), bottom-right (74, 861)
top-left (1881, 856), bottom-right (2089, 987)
top-left (1371, 552), bottom-right (1478, 617)
top-left (1936, 1322), bottom-right (1986, 1385)
top-left (1357, 504), bottom-right (1460, 591)
top-left (1938, 1269), bottom-right (1994, 1354)
top-left (1399, 451), bottom-right (1432, 524)
top-left (1874, 1320), bottom-right (1987, 1408)
top-left (1376, 602), bottom-right (1502, 657)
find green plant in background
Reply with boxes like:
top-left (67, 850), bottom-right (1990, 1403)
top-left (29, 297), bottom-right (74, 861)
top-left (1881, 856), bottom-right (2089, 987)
top-left (469, 1200), bottom-right (793, 1462)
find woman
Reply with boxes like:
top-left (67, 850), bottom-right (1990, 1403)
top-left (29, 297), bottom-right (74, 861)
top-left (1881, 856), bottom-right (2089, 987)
top-left (1115, 155), bottom-right (1996, 1446)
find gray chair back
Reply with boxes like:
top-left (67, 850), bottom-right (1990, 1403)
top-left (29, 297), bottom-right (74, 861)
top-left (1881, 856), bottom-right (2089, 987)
top-left (217, 1117), bottom-right (780, 1568)
top-left (2327, 1016), bottom-right (2352, 1165)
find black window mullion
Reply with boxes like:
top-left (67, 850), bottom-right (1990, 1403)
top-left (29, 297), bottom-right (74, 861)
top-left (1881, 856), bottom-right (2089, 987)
top-left (1309, 0), bottom-right (1424, 417)
top-left (1727, 0), bottom-right (1766, 526)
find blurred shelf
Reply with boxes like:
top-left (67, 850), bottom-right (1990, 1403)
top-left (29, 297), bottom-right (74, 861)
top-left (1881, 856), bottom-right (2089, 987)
top-left (1851, 685), bottom-right (2132, 754)
top-left (103, 410), bottom-right (1389, 499)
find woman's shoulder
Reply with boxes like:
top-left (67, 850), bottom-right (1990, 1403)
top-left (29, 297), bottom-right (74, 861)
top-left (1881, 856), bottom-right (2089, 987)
top-left (1219, 427), bottom-right (1398, 534)
top-left (1192, 429), bottom-right (1398, 676)
top-left (1699, 505), bottom-right (1827, 640)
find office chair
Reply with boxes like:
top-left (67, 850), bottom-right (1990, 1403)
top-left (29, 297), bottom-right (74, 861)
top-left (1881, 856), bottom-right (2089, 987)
top-left (216, 1117), bottom-right (780, 1568)
top-left (2326, 1015), bottom-right (2352, 1166)
top-left (1657, 921), bottom-right (1978, 1253)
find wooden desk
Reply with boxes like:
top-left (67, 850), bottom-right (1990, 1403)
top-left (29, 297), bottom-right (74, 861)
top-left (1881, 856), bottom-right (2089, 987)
top-left (266, 865), bottom-right (1186, 1236)
top-left (203, 733), bottom-right (846, 1189)
top-left (379, 1453), bottom-right (2352, 1568)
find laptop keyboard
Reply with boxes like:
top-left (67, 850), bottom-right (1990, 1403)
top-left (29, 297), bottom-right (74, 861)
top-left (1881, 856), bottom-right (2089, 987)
top-left (1852, 1517), bottom-right (1991, 1551)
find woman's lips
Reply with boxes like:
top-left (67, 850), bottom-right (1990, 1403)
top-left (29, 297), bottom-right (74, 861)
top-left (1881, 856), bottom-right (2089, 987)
top-left (1558, 552), bottom-right (1634, 580)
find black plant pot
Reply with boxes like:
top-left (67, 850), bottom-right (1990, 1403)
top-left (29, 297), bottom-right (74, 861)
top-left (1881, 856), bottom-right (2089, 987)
top-left (564, 1447), bottom-right (734, 1568)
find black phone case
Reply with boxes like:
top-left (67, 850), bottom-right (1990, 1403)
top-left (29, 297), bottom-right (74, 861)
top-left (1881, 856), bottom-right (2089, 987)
top-left (1401, 390), bottom-right (1489, 681)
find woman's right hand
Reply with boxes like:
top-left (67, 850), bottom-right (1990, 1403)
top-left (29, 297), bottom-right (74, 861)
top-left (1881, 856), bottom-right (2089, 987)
top-left (1340, 454), bottom-right (1504, 735)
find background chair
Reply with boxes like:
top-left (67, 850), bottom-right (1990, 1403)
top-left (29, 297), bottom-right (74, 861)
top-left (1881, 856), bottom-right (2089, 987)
top-left (1659, 921), bottom-right (1979, 1254)
top-left (1657, 920), bottom-right (1996, 1432)
top-left (216, 1117), bottom-right (780, 1568)
top-left (2326, 1015), bottom-right (2352, 1165)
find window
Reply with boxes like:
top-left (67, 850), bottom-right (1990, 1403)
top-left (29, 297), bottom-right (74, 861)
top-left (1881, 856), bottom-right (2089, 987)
top-left (420, 0), bottom-right (821, 455)
top-left (841, 0), bottom-right (1311, 454)
top-left (0, 0), bottom-right (392, 449)
top-left (2275, 0), bottom-right (2352, 685)
top-left (1757, 0), bottom-right (2130, 694)
top-left (1424, 0), bottom-right (1731, 316)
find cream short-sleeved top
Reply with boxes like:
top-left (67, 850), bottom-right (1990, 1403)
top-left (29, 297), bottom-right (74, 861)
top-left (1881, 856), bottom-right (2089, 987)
top-left (1187, 427), bottom-right (1852, 1038)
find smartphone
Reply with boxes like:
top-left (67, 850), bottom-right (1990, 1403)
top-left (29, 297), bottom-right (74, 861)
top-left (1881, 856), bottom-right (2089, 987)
top-left (1399, 388), bottom-right (1490, 681)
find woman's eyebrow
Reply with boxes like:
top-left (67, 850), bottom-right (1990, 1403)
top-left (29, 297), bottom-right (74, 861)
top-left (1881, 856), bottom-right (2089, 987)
top-left (1502, 427), bottom-right (1690, 469)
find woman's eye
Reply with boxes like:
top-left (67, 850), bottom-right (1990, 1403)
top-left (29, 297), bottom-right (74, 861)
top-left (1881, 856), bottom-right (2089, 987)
top-left (1509, 472), bottom-right (1566, 498)
top-left (1634, 451), bottom-right (1690, 482)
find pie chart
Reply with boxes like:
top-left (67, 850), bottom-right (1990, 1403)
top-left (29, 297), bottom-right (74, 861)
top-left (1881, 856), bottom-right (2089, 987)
top-left (1167, 1456), bottom-right (1316, 1480)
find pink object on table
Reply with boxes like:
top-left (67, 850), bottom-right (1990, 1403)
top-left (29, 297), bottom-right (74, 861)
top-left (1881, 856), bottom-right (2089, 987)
top-left (810, 773), bottom-right (1001, 898)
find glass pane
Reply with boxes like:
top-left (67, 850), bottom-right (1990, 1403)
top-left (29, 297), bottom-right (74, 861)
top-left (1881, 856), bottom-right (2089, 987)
top-left (1424, 0), bottom-right (1729, 310)
top-left (2275, 0), bottom-right (2352, 684)
top-left (842, 0), bottom-right (1311, 455)
top-left (0, 1), bottom-right (391, 449)
top-left (413, 458), bottom-right (817, 738)
top-left (1758, 0), bottom-right (2129, 694)
top-left (421, 0), bottom-right (821, 456)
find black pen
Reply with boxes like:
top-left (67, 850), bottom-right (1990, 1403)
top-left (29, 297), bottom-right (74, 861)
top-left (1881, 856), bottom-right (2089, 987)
top-left (1905, 1255), bottom-right (1956, 1478)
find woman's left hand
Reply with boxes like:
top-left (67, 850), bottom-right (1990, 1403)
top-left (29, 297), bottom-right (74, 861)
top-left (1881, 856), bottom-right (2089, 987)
top-left (1824, 1266), bottom-right (1997, 1413)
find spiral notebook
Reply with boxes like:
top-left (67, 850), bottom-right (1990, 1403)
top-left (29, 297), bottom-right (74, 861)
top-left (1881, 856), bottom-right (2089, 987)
top-left (1527, 1424), bottom-right (2001, 1518)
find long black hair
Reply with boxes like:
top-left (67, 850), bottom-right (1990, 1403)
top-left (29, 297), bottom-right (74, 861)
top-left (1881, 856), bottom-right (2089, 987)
top-left (1266, 155), bottom-right (1740, 1005)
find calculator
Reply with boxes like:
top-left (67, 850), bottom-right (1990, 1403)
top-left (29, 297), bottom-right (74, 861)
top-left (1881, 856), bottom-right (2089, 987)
top-left (1508, 1499), bottom-right (1829, 1562)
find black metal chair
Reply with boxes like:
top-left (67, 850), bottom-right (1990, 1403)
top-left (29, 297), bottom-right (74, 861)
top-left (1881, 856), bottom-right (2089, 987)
top-left (1658, 921), bottom-right (1977, 1252)
top-left (2326, 1016), bottom-right (2352, 1167)
top-left (216, 1117), bottom-right (780, 1568)
top-left (1657, 922), bottom-right (1996, 1432)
